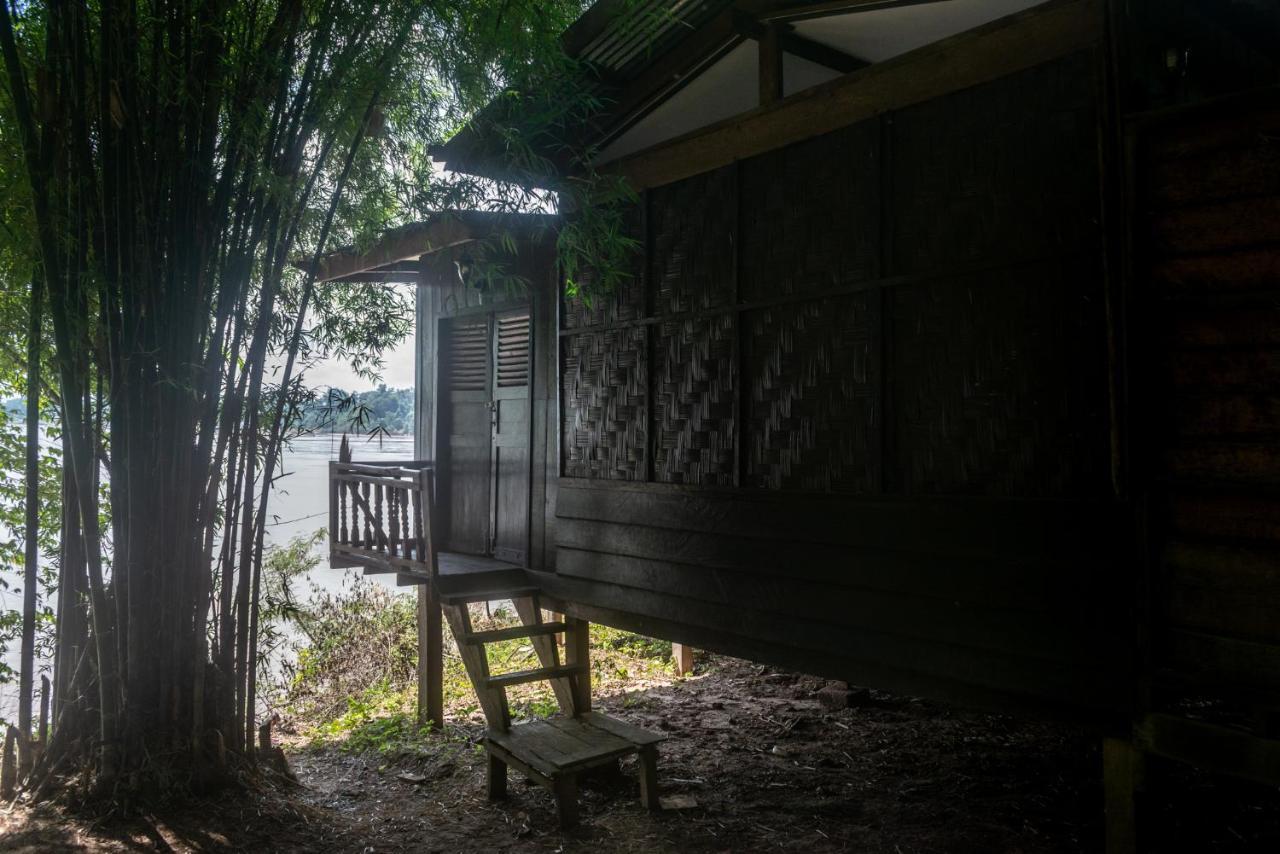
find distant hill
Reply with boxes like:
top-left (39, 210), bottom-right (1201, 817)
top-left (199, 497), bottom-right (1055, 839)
top-left (297, 385), bottom-right (413, 436)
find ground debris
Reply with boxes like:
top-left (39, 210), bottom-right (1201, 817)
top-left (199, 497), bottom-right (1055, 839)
top-left (660, 793), bottom-right (699, 810)
top-left (3, 655), bottom-right (1280, 851)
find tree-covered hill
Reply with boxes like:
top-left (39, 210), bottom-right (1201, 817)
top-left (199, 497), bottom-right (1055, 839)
top-left (299, 385), bottom-right (413, 436)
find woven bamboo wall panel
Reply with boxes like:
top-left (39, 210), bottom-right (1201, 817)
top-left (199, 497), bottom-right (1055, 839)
top-left (562, 326), bottom-right (648, 479)
top-left (740, 122), bottom-right (880, 302)
top-left (743, 295), bottom-right (880, 492)
top-left (563, 203), bottom-right (645, 330)
top-left (889, 52), bottom-right (1098, 276)
top-left (889, 263), bottom-right (1108, 497)
top-left (653, 314), bottom-right (737, 486)
top-left (649, 166), bottom-right (737, 314)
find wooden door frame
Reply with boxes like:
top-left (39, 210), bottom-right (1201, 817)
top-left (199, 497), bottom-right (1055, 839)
top-left (435, 303), bottom-right (535, 564)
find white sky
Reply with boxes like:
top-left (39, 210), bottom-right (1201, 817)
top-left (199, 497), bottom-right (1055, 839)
top-left (302, 282), bottom-right (417, 391)
top-left (306, 332), bottom-right (416, 391)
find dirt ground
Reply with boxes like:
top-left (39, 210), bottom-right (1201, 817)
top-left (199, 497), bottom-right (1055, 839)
top-left (4, 653), bottom-right (1280, 853)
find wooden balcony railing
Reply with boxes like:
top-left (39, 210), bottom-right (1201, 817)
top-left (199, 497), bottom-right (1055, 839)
top-left (328, 459), bottom-right (437, 584)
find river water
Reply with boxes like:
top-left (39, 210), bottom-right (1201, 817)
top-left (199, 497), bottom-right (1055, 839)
top-left (0, 432), bottom-right (415, 724)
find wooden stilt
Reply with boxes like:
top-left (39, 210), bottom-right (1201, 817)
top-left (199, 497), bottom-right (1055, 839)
top-left (417, 584), bottom-right (443, 730)
top-left (1103, 736), bottom-right (1145, 854)
top-left (487, 751), bottom-right (508, 800)
top-left (672, 643), bottom-right (694, 675)
top-left (637, 744), bottom-right (660, 811)
top-left (565, 618), bottom-right (592, 715)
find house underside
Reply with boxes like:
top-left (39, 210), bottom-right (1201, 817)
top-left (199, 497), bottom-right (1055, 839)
top-left (318, 0), bottom-right (1280, 848)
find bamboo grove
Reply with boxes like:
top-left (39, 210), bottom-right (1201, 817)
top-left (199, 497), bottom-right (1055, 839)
top-left (0, 0), bottom-right (600, 797)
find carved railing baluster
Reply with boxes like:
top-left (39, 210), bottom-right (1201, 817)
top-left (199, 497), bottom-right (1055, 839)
top-left (400, 486), bottom-right (411, 560)
top-left (389, 485), bottom-right (401, 557)
top-left (362, 482), bottom-right (372, 547)
top-left (339, 479), bottom-right (349, 545)
top-left (412, 485), bottom-right (424, 564)
top-left (374, 482), bottom-right (384, 552)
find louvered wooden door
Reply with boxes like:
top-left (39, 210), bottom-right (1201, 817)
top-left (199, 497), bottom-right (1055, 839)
top-left (440, 311), bottom-right (531, 562)
top-left (490, 311), bottom-right (531, 564)
top-left (442, 317), bottom-right (491, 554)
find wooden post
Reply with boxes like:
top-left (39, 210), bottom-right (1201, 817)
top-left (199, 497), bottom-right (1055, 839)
top-left (638, 744), bottom-right (660, 811)
top-left (672, 643), bottom-right (694, 676)
top-left (1103, 737), bottom-right (1145, 854)
top-left (565, 618), bottom-right (592, 715)
top-left (758, 24), bottom-right (783, 106)
top-left (553, 774), bottom-right (579, 829)
top-left (417, 584), bottom-right (443, 730)
top-left (486, 752), bottom-right (508, 800)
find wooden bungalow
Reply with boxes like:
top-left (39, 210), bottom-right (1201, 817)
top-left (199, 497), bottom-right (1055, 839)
top-left (318, 0), bottom-right (1280, 847)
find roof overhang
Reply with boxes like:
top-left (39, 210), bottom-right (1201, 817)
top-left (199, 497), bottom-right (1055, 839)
top-left (431, 0), bottom-right (973, 181)
top-left (307, 211), bottom-right (557, 284)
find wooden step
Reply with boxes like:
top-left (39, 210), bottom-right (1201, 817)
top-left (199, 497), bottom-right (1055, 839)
top-left (484, 663), bottom-right (587, 690)
top-left (464, 622), bottom-right (568, 645)
top-left (485, 712), bottom-right (665, 827)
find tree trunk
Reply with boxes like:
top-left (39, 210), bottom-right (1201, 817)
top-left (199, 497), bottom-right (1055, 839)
top-left (18, 275), bottom-right (42, 777)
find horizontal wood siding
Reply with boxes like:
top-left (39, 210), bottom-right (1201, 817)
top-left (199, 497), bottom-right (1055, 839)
top-left (547, 485), bottom-right (1128, 713)
top-left (550, 41), bottom-right (1131, 715)
top-left (1137, 91), bottom-right (1280, 702)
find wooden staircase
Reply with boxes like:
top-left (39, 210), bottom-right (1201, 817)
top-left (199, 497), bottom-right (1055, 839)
top-left (442, 587), bottom-right (663, 828)
top-left (441, 589), bottom-right (589, 733)
top-left (328, 454), bottom-right (664, 827)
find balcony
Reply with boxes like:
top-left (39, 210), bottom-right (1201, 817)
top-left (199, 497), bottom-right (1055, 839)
top-left (328, 458), bottom-right (529, 597)
top-left (328, 459), bottom-right (438, 584)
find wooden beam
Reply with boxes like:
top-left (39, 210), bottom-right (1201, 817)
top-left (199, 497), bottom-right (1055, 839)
top-left (759, 24), bottom-right (784, 105)
top-left (778, 28), bottom-right (867, 73)
top-left (314, 218), bottom-right (473, 282)
top-left (734, 10), bottom-right (868, 74)
top-left (612, 0), bottom-right (1100, 190)
top-left (753, 0), bottom-right (957, 24)
top-left (1135, 713), bottom-right (1280, 787)
top-left (312, 212), bottom-right (556, 283)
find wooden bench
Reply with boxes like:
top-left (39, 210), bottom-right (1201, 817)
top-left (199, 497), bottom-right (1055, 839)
top-left (485, 711), bottom-right (665, 828)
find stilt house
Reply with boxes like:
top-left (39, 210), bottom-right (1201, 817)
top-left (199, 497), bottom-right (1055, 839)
top-left (319, 0), bottom-right (1280, 845)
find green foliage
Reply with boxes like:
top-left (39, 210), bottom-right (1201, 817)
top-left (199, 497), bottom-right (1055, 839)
top-left (0, 404), bottom-right (61, 722)
top-left (295, 385), bottom-right (414, 435)
top-left (0, 0), bottom-right (674, 781)
top-left (269, 567), bottom-right (683, 754)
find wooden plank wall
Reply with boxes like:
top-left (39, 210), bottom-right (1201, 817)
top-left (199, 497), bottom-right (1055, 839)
top-left (546, 50), bottom-right (1134, 716)
top-left (1135, 90), bottom-right (1280, 706)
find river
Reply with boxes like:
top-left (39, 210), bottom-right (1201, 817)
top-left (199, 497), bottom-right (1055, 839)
top-left (0, 431), bottom-right (415, 724)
